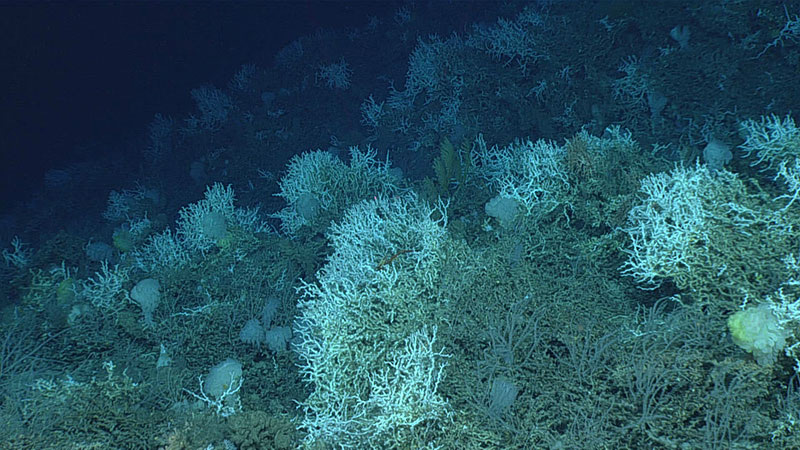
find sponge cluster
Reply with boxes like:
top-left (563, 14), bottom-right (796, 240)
top-left (728, 304), bottom-right (789, 366)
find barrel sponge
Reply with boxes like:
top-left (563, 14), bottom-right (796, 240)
top-left (728, 304), bottom-right (789, 366)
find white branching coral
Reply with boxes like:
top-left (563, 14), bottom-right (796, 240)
top-left (620, 164), bottom-right (723, 288)
top-left (272, 146), bottom-right (400, 236)
top-left (739, 114), bottom-right (800, 170)
top-left (294, 194), bottom-right (451, 448)
top-left (474, 135), bottom-right (570, 222)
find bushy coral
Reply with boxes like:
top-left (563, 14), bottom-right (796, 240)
top-left (12, 361), bottom-right (165, 448)
top-left (78, 261), bottom-right (131, 313)
top-left (229, 410), bottom-right (298, 450)
top-left (177, 183), bottom-right (237, 252)
top-left (620, 163), bottom-right (794, 305)
top-left (272, 145), bottom-right (400, 236)
top-left (293, 193), bottom-right (452, 448)
top-left (134, 183), bottom-right (268, 273)
top-left (132, 228), bottom-right (191, 273)
top-left (475, 7), bottom-right (551, 74)
top-left (562, 126), bottom-right (659, 230)
top-left (739, 114), bottom-right (800, 170)
top-left (187, 85), bottom-right (234, 131)
top-left (739, 114), bottom-right (800, 213)
top-left (316, 58), bottom-right (352, 89)
top-left (474, 135), bottom-right (570, 223)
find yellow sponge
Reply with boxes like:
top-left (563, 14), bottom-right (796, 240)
top-left (728, 305), bottom-right (788, 366)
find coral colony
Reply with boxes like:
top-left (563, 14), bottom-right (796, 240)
top-left (4, 2), bottom-right (800, 448)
